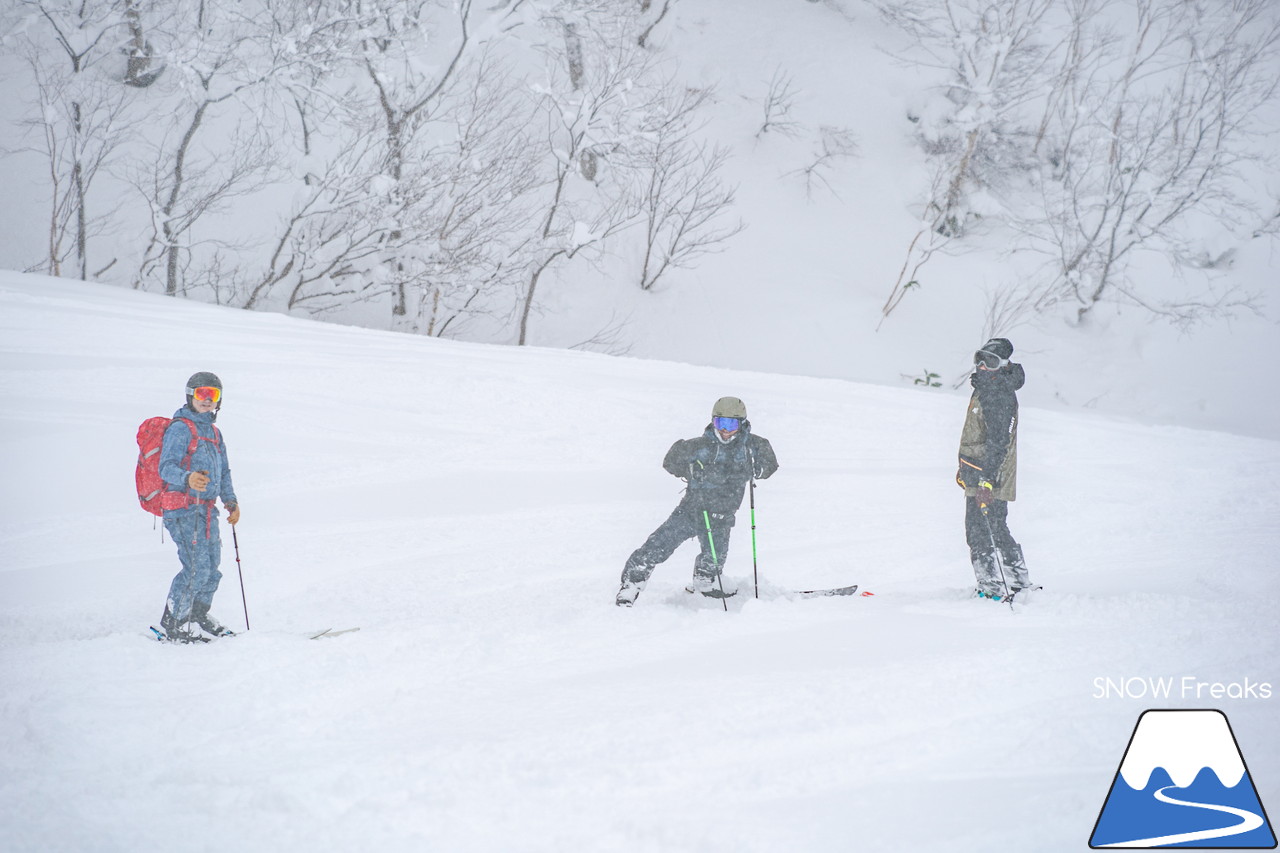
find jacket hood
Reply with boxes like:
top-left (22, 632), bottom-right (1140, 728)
top-left (174, 405), bottom-right (218, 424)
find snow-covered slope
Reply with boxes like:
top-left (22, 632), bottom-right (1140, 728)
top-left (1, 272), bottom-right (1278, 852)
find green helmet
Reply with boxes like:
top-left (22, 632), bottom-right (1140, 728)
top-left (712, 396), bottom-right (747, 420)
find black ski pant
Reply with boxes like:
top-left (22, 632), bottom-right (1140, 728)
top-left (965, 496), bottom-right (1029, 588)
top-left (622, 503), bottom-right (734, 587)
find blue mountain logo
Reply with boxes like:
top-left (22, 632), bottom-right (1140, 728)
top-left (1090, 709), bottom-right (1276, 848)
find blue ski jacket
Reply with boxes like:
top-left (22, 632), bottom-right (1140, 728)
top-left (158, 406), bottom-right (237, 519)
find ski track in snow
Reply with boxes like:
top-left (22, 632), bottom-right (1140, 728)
top-left (2, 277), bottom-right (1279, 852)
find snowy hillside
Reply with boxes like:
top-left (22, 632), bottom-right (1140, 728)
top-left (2, 272), bottom-right (1278, 852)
top-left (2, 0), bottom-right (1278, 442)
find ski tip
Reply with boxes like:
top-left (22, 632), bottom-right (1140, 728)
top-left (310, 627), bottom-right (361, 639)
top-left (795, 584), bottom-right (861, 597)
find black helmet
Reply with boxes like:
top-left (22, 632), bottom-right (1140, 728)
top-left (978, 338), bottom-right (1013, 359)
top-left (974, 338), bottom-right (1013, 371)
top-left (185, 371), bottom-right (223, 411)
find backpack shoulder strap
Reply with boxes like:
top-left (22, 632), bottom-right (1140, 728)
top-left (173, 417), bottom-right (201, 470)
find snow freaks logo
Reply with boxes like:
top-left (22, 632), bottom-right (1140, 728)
top-left (1089, 710), bottom-right (1277, 849)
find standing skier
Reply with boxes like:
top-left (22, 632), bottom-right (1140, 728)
top-left (157, 372), bottom-right (240, 641)
top-left (956, 338), bottom-right (1030, 599)
top-left (616, 396), bottom-right (778, 607)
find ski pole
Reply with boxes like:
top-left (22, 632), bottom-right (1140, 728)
top-left (702, 510), bottom-right (729, 612)
top-left (978, 502), bottom-right (1013, 606)
top-left (232, 525), bottom-right (250, 630)
top-left (749, 478), bottom-right (760, 599)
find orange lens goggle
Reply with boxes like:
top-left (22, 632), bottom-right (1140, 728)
top-left (190, 386), bottom-right (221, 404)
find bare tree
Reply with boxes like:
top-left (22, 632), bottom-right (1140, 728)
top-left (322, 0), bottom-right (551, 336)
top-left (130, 0), bottom-right (303, 297)
top-left (516, 36), bottom-right (668, 344)
top-left (754, 67), bottom-right (803, 139)
top-left (877, 0), bottom-right (1279, 331)
top-left (787, 125), bottom-right (859, 199)
top-left (1029, 0), bottom-right (1280, 325)
top-left (636, 136), bottom-right (743, 291)
top-left (9, 0), bottom-right (134, 281)
top-left (352, 0), bottom-right (479, 325)
top-left (637, 0), bottom-right (674, 48)
top-left (875, 0), bottom-right (1060, 237)
top-left (877, 161), bottom-right (954, 327)
top-left (121, 0), bottom-right (165, 88)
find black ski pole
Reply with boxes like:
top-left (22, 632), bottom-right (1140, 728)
top-left (978, 502), bottom-right (1013, 607)
top-left (702, 510), bottom-right (729, 612)
top-left (749, 478), bottom-right (760, 599)
top-left (232, 525), bottom-right (250, 630)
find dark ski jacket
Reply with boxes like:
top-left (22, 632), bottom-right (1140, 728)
top-left (957, 363), bottom-right (1024, 501)
top-left (159, 406), bottom-right (238, 519)
top-left (663, 420), bottom-right (778, 516)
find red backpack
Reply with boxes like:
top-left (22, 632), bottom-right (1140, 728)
top-left (135, 416), bottom-right (221, 515)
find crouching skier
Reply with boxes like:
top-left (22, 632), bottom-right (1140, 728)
top-left (616, 397), bottom-right (778, 607)
top-left (157, 372), bottom-right (241, 641)
top-left (956, 339), bottom-right (1031, 601)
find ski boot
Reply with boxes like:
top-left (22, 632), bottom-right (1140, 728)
top-left (1000, 544), bottom-right (1031, 590)
top-left (155, 605), bottom-right (209, 644)
top-left (684, 572), bottom-right (718, 595)
top-left (191, 601), bottom-right (235, 638)
top-left (616, 583), bottom-right (641, 607)
top-left (686, 571), bottom-right (736, 599)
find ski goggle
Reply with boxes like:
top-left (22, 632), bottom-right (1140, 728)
top-left (712, 416), bottom-right (741, 432)
top-left (974, 350), bottom-right (1008, 371)
top-left (188, 385), bottom-right (222, 404)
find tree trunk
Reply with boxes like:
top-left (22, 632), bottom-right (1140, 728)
top-left (72, 101), bottom-right (87, 280)
top-left (563, 21), bottom-right (585, 90)
top-left (519, 253), bottom-right (563, 346)
top-left (123, 0), bottom-right (163, 88)
top-left (162, 102), bottom-right (210, 296)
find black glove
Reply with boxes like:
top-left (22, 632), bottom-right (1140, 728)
top-left (750, 454), bottom-right (777, 480)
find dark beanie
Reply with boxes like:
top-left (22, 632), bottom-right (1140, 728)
top-left (979, 337), bottom-right (1013, 359)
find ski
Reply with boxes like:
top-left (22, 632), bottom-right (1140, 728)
top-left (310, 627), bottom-right (361, 640)
top-left (796, 584), bottom-right (863, 598)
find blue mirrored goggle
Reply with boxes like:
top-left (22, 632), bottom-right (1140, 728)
top-left (713, 416), bottom-right (741, 432)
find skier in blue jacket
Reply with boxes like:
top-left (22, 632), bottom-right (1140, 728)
top-left (158, 371), bottom-right (240, 641)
